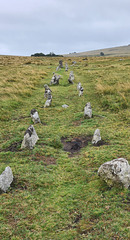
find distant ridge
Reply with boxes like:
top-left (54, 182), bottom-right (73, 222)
top-left (64, 45), bottom-right (130, 57)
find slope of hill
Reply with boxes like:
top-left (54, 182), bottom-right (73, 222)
top-left (0, 55), bottom-right (129, 239)
top-left (64, 45), bottom-right (130, 57)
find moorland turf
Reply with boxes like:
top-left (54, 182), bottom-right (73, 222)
top-left (0, 55), bottom-right (129, 239)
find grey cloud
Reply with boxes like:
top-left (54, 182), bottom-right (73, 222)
top-left (0, 0), bottom-right (130, 55)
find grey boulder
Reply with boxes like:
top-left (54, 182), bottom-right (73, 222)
top-left (98, 158), bottom-right (130, 188)
top-left (0, 166), bottom-right (13, 192)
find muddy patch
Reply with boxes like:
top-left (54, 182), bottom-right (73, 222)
top-left (31, 153), bottom-right (56, 165)
top-left (92, 140), bottom-right (109, 147)
top-left (61, 136), bottom-right (92, 154)
top-left (0, 141), bottom-right (22, 152)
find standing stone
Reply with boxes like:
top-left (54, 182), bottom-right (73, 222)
top-left (21, 125), bottom-right (39, 150)
top-left (84, 102), bottom-right (92, 118)
top-left (92, 129), bottom-right (101, 145)
top-left (65, 63), bottom-right (68, 71)
top-left (59, 60), bottom-right (63, 68)
top-left (68, 71), bottom-right (74, 84)
top-left (79, 86), bottom-right (84, 97)
top-left (77, 82), bottom-right (81, 91)
top-left (50, 73), bottom-right (61, 85)
top-left (98, 158), bottom-right (130, 188)
top-left (44, 92), bottom-right (52, 107)
top-left (0, 166), bottom-right (13, 192)
top-left (44, 84), bottom-right (52, 98)
top-left (30, 109), bottom-right (41, 124)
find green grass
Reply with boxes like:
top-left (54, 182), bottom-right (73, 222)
top-left (0, 55), bottom-right (129, 240)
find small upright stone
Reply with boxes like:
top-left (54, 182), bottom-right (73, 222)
top-left (44, 92), bottom-right (52, 108)
top-left (50, 73), bottom-right (61, 85)
top-left (59, 60), bottom-right (63, 68)
top-left (44, 84), bottom-right (52, 98)
top-left (84, 102), bottom-right (92, 118)
top-left (65, 63), bottom-right (68, 71)
top-left (21, 125), bottom-right (39, 150)
top-left (92, 129), bottom-right (101, 145)
top-left (0, 166), bottom-right (13, 192)
top-left (77, 82), bottom-right (81, 91)
top-left (68, 71), bottom-right (74, 84)
top-left (79, 86), bottom-right (84, 97)
top-left (30, 109), bottom-right (41, 124)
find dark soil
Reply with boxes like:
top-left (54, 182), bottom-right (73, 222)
top-left (61, 136), bottom-right (108, 155)
top-left (61, 136), bottom-right (92, 154)
top-left (0, 141), bottom-right (22, 152)
top-left (92, 140), bottom-right (108, 147)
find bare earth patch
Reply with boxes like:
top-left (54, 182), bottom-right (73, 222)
top-left (0, 141), bottom-right (22, 152)
top-left (61, 136), bottom-right (92, 154)
top-left (32, 153), bottom-right (56, 165)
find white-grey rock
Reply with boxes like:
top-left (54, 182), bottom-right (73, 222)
top-left (44, 92), bottom-right (52, 107)
top-left (44, 84), bottom-right (52, 98)
top-left (0, 166), bottom-right (13, 192)
top-left (65, 63), bottom-right (68, 71)
top-left (98, 158), bottom-right (130, 188)
top-left (50, 73), bottom-right (61, 85)
top-left (62, 104), bottom-right (69, 108)
top-left (92, 129), bottom-right (101, 145)
top-left (21, 125), bottom-right (39, 150)
top-left (77, 82), bottom-right (81, 91)
top-left (30, 109), bottom-right (41, 124)
top-left (84, 102), bottom-right (92, 118)
top-left (68, 71), bottom-right (74, 84)
top-left (79, 86), bottom-right (84, 97)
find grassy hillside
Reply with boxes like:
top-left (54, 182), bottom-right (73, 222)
top-left (0, 55), bottom-right (130, 240)
top-left (64, 45), bottom-right (130, 57)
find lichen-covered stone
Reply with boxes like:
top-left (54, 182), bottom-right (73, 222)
top-left (0, 166), bottom-right (13, 192)
top-left (98, 158), bottom-right (130, 188)
top-left (92, 129), bottom-right (101, 145)
top-left (21, 125), bottom-right (39, 149)
top-left (31, 109), bottom-right (41, 124)
top-left (84, 102), bottom-right (92, 118)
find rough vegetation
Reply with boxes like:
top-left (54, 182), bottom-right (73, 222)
top-left (0, 55), bottom-right (129, 239)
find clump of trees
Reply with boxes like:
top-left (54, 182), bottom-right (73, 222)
top-left (100, 52), bottom-right (105, 56)
top-left (31, 52), bottom-right (63, 57)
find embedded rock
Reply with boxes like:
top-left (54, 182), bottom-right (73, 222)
top-left (62, 104), bottom-right (69, 108)
top-left (21, 125), bottom-right (39, 150)
top-left (98, 158), bottom-right (130, 188)
top-left (0, 166), bottom-right (13, 192)
top-left (84, 102), bottom-right (92, 118)
top-left (30, 109), bottom-right (41, 124)
top-left (92, 129), bottom-right (101, 145)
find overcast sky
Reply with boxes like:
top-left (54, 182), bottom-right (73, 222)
top-left (0, 0), bottom-right (130, 56)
